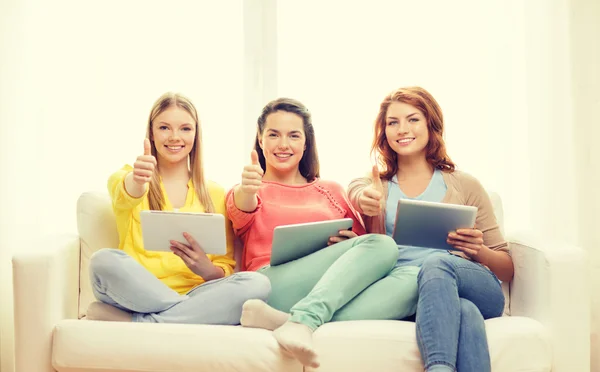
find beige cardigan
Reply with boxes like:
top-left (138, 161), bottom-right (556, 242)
top-left (347, 170), bottom-right (509, 260)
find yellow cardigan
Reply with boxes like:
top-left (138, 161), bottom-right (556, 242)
top-left (108, 165), bottom-right (236, 294)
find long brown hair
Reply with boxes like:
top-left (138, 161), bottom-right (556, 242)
top-left (371, 86), bottom-right (455, 180)
top-left (254, 98), bottom-right (320, 181)
top-left (145, 92), bottom-right (215, 212)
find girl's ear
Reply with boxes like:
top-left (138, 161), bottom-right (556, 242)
top-left (258, 136), bottom-right (263, 149)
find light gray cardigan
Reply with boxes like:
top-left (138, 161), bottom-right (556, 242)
top-left (347, 169), bottom-right (509, 261)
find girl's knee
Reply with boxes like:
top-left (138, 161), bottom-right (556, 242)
top-left (363, 233), bottom-right (395, 245)
top-left (232, 271), bottom-right (271, 301)
top-left (89, 248), bottom-right (125, 276)
top-left (421, 253), bottom-right (454, 269)
top-left (417, 254), bottom-right (455, 282)
top-left (362, 234), bottom-right (398, 261)
top-left (459, 299), bottom-right (480, 317)
top-left (459, 299), bottom-right (485, 326)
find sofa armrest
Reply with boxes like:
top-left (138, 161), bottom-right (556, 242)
top-left (12, 234), bottom-right (81, 372)
top-left (508, 231), bottom-right (590, 372)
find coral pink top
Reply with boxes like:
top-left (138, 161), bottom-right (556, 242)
top-left (226, 179), bottom-right (366, 271)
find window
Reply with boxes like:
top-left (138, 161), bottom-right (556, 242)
top-left (27, 0), bottom-right (245, 233)
top-left (276, 0), bottom-right (531, 233)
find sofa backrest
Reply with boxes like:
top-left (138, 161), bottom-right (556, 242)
top-left (77, 192), bottom-right (119, 318)
top-left (76, 191), bottom-right (509, 319)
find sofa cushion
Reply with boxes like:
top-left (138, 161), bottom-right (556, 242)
top-left (53, 317), bottom-right (551, 372)
top-left (76, 192), bottom-right (119, 318)
top-left (52, 320), bottom-right (302, 372)
top-left (489, 191), bottom-right (511, 316)
top-left (309, 317), bottom-right (552, 372)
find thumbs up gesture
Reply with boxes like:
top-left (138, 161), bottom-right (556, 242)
top-left (358, 165), bottom-right (384, 216)
top-left (240, 150), bottom-right (264, 195)
top-left (132, 138), bottom-right (157, 186)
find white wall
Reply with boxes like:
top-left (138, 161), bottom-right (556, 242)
top-left (570, 0), bottom-right (600, 368)
top-left (276, 0), bottom-right (578, 241)
top-left (1, 2), bottom-right (32, 370)
top-left (276, 0), bottom-right (594, 363)
top-left (0, 1), bottom-right (244, 370)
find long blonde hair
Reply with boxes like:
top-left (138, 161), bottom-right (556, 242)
top-left (145, 92), bottom-right (215, 212)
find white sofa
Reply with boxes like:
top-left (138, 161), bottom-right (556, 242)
top-left (12, 191), bottom-right (591, 372)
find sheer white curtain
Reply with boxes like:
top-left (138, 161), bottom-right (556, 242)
top-left (275, 0), bottom-right (595, 368)
top-left (0, 1), bottom-right (244, 370)
top-left (29, 1), bottom-right (245, 235)
top-left (276, 0), bottom-right (533, 235)
top-left (276, 0), bottom-right (585, 244)
top-left (571, 0), bottom-right (600, 369)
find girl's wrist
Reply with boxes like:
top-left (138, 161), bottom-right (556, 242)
top-left (475, 245), bottom-right (493, 266)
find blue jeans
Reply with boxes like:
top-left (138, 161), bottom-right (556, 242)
top-left (416, 253), bottom-right (505, 372)
top-left (89, 249), bottom-right (271, 324)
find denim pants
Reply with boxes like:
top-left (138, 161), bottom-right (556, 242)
top-left (89, 248), bottom-right (271, 324)
top-left (261, 234), bottom-right (420, 330)
top-left (416, 253), bottom-right (505, 372)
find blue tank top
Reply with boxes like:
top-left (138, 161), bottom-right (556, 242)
top-left (384, 169), bottom-right (448, 267)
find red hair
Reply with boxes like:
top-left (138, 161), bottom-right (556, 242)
top-left (371, 86), bottom-right (455, 180)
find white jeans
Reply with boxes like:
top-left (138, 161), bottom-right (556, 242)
top-left (89, 248), bottom-right (271, 324)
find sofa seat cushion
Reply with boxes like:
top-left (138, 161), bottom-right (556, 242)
top-left (52, 318), bottom-right (550, 372)
top-left (52, 320), bottom-right (302, 372)
top-left (308, 317), bottom-right (552, 372)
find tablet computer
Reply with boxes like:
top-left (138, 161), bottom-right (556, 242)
top-left (391, 199), bottom-right (477, 250)
top-left (270, 218), bottom-right (354, 266)
top-left (140, 210), bottom-right (227, 255)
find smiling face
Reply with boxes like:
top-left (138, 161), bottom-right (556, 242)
top-left (258, 110), bottom-right (306, 178)
top-left (151, 105), bottom-right (196, 166)
top-left (385, 101), bottom-right (429, 160)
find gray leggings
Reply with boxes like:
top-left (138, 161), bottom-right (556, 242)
top-left (89, 248), bottom-right (271, 324)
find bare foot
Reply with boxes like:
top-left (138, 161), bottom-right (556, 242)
top-left (273, 321), bottom-right (319, 368)
top-left (86, 301), bottom-right (133, 322)
top-left (240, 299), bottom-right (290, 330)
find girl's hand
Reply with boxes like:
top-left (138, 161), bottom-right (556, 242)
top-left (358, 165), bottom-right (384, 216)
top-left (240, 150), bottom-right (264, 195)
top-left (447, 228), bottom-right (492, 264)
top-left (328, 229), bottom-right (358, 245)
top-left (132, 138), bottom-right (157, 186)
top-left (170, 232), bottom-right (224, 281)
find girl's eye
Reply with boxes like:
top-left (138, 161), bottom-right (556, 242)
top-left (182, 127), bottom-right (192, 131)
top-left (409, 118), bottom-right (419, 123)
top-left (387, 121), bottom-right (397, 126)
top-left (159, 126), bottom-right (168, 130)
top-left (269, 133), bottom-right (277, 137)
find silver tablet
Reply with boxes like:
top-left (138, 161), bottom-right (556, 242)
top-left (140, 210), bottom-right (227, 255)
top-left (392, 199), bottom-right (477, 250)
top-left (270, 218), bottom-right (354, 266)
